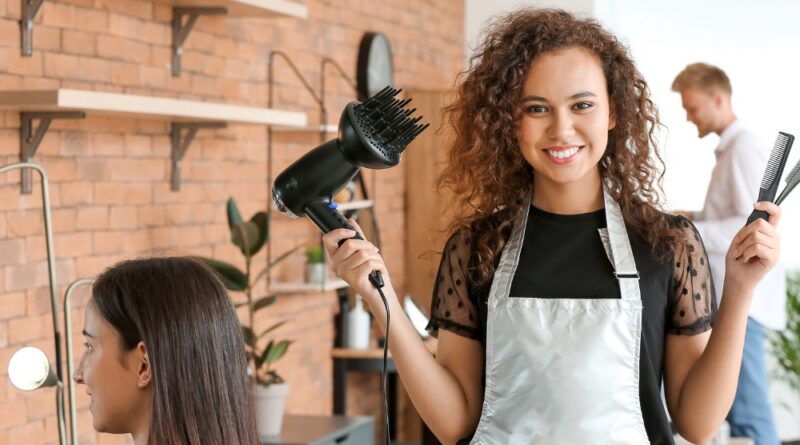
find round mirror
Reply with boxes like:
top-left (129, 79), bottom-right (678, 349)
top-left (8, 347), bottom-right (56, 391)
top-left (356, 32), bottom-right (394, 101)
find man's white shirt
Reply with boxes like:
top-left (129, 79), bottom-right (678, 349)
top-left (692, 119), bottom-right (787, 330)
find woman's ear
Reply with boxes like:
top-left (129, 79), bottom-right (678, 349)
top-left (135, 341), bottom-right (152, 389)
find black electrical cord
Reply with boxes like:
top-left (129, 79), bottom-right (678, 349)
top-left (378, 287), bottom-right (390, 445)
top-left (368, 272), bottom-right (390, 445)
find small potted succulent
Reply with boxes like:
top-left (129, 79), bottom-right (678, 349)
top-left (305, 244), bottom-right (326, 284)
top-left (198, 198), bottom-right (299, 438)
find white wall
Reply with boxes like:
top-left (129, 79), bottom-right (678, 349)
top-left (465, 0), bottom-right (800, 440)
top-left (465, 0), bottom-right (595, 64)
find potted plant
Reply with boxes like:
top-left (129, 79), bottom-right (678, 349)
top-left (772, 271), bottom-right (800, 393)
top-left (198, 198), bottom-right (299, 438)
top-left (305, 244), bottom-right (326, 284)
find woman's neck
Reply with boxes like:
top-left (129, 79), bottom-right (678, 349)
top-left (130, 394), bottom-right (152, 445)
top-left (532, 172), bottom-right (604, 215)
top-left (132, 428), bottom-right (149, 445)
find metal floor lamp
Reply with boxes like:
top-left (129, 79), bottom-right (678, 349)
top-left (2, 161), bottom-right (92, 445)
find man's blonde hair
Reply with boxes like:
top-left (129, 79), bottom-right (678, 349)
top-left (671, 62), bottom-right (732, 96)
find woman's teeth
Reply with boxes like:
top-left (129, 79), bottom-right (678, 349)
top-left (546, 147), bottom-right (580, 159)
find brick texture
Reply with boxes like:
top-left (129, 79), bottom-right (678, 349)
top-left (0, 1), bottom-right (464, 444)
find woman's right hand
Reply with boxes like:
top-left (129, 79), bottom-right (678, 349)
top-left (321, 218), bottom-right (393, 313)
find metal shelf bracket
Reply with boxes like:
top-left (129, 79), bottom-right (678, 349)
top-left (20, 111), bottom-right (85, 194)
top-left (21, 0), bottom-right (45, 56)
top-left (172, 7), bottom-right (227, 76)
top-left (170, 121), bottom-right (227, 191)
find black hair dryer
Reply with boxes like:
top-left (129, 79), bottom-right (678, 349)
top-left (272, 87), bottom-right (429, 286)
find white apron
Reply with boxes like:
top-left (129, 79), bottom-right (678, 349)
top-left (469, 185), bottom-right (650, 444)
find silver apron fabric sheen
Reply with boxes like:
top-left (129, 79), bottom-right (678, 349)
top-left (469, 185), bottom-right (650, 445)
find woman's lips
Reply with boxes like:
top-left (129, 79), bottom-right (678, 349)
top-left (543, 145), bottom-right (583, 164)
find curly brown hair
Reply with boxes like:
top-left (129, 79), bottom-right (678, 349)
top-left (439, 8), bottom-right (680, 285)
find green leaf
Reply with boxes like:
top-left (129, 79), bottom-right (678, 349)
top-left (266, 370), bottom-right (284, 384)
top-left (231, 221), bottom-right (260, 257)
top-left (251, 295), bottom-right (278, 313)
top-left (195, 257), bottom-right (248, 291)
top-left (305, 244), bottom-right (324, 264)
top-left (265, 340), bottom-right (291, 365)
top-left (257, 320), bottom-right (288, 340)
top-left (241, 326), bottom-right (256, 348)
top-left (249, 211), bottom-right (268, 256)
top-left (226, 197), bottom-right (243, 229)
top-left (256, 340), bottom-right (274, 369)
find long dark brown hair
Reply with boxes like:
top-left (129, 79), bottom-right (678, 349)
top-left (92, 257), bottom-right (257, 445)
top-left (439, 8), bottom-right (680, 284)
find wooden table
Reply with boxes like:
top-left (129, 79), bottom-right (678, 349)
top-left (331, 339), bottom-right (437, 441)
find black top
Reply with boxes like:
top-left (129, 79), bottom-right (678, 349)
top-left (426, 206), bottom-right (717, 445)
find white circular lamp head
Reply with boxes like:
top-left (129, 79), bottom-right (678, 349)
top-left (8, 347), bottom-right (57, 391)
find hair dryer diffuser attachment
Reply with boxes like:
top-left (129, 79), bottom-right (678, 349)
top-left (272, 86), bottom-right (429, 220)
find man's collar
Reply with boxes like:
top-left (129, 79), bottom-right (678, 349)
top-left (716, 119), bottom-right (744, 154)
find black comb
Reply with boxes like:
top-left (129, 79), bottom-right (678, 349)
top-left (746, 131), bottom-right (794, 224)
top-left (775, 157), bottom-right (800, 205)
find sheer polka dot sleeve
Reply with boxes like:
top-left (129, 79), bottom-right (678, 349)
top-left (668, 217), bottom-right (718, 335)
top-left (425, 231), bottom-right (481, 340)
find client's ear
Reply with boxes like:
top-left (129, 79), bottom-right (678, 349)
top-left (135, 341), bottom-right (152, 389)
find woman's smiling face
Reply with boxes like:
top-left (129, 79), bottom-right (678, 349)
top-left (517, 47), bottom-right (615, 189)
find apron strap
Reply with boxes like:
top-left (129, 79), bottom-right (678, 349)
top-left (602, 184), bottom-right (642, 302)
top-left (485, 194), bottom-right (531, 307)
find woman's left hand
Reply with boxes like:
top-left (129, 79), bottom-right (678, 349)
top-left (724, 201), bottom-right (782, 293)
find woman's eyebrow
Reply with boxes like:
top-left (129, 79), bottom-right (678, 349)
top-left (521, 91), bottom-right (597, 102)
top-left (82, 329), bottom-right (96, 338)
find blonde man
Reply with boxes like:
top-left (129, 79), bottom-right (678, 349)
top-left (672, 62), bottom-right (785, 445)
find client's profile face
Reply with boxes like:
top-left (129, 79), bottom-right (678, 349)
top-left (73, 302), bottom-right (148, 434)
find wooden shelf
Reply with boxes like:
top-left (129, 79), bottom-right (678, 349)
top-left (162, 0), bottom-right (308, 18)
top-left (269, 278), bottom-right (349, 293)
top-left (271, 124), bottom-right (338, 133)
top-left (0, 89), bottom-right (307, 127)
top-left (337, 200), bottom-right (373, 211)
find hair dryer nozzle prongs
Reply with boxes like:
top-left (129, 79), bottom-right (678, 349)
top-left (360, 86), bottom-right (401, 110)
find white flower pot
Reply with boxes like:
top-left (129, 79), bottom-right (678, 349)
top-left (254, 382), bottom-right (289, 439)
top-left (306, 263), bottom-right (326, 284)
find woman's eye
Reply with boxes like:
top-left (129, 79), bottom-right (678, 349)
top-left (573, 101), bottom-right (594, 111)
top-left (83, 342), bottom-right (93, 351)
top-left (526, 104), bottom-right (548, 113)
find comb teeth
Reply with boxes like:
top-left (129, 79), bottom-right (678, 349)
top-left (354, 86), bottom-right (429, 153)
top-left (785, 159), bottom-right (800, 185)
top-left (760, 132), bottom-right (794, 190)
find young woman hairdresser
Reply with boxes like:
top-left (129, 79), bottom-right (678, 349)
top-left (323, 9), bottom-right (782, 445)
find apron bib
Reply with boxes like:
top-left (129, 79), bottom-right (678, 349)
top-left (469, 185), bottom-right (649, 445)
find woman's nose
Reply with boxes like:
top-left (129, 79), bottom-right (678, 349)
top-left (548, 110), bottom-right (576, 141)
top-left (73, 362), bottom-right (84, 384)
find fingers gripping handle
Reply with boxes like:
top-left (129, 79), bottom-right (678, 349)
top-left (305, 199), bottom-right (384, 288)
top-left (746, 189), bottom-right (772, 225)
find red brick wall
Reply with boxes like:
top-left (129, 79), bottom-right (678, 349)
top-left (0, 1), bottom-right (464, 443)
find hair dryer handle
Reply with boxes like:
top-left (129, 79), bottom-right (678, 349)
top-left (305, 199), bottom-right (384, 288)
